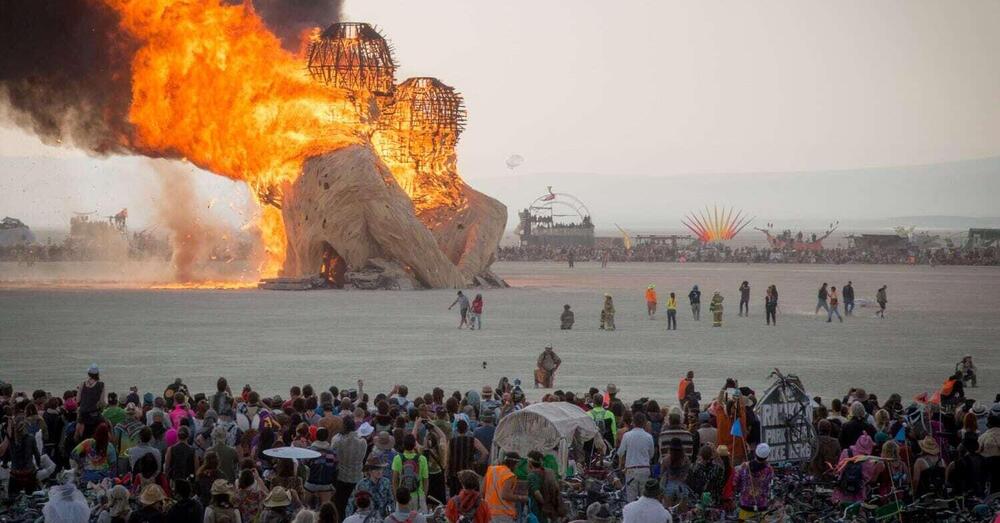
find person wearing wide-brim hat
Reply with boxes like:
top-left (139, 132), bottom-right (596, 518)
top-left (347, 455), bottom-right (394, 518)
top-left (261, 486), bottom-right (295, 522)
top-left (130, 484), bottom-right (168, 521)
top-left (204, 479), bottom-right (241, 522)
top-left (912, 436), bottom-right (944, 496)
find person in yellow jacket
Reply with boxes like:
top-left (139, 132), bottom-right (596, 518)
top-left (645, 285), bottom-right (657, 319)
top-left (666, 292), bottom-right (678, 330)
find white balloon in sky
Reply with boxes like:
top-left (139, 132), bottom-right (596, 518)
top-left (505, 154), bottom-right (524, 170)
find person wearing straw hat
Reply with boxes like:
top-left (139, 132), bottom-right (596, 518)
top-left (912, 436), bottom-right (945, 497)
top-left (260, 486), bottom-right (295, 523)
top-left (203, 479), bottom-right (241, 523)
top-left (95, 484), bottom-right (131, 523)
top-left (131, 484), bottom-right (169, 522)
top-left (347, 455), bottom-right (394, 518)
top-left (622, 479), bottom-right (670, 523)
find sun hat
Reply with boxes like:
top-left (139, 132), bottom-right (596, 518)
top-left (87, 363), bottom-right (99, 375)
top-left (364, 455), bottom-right (385, 471)
top-left (263, 486), bottom-right (292, 508)
top-left (972, 403), bottom-right (988, 417)
top-left (210, 479), bottom-right (234, 499)
top-left (357, 422), bottom-right (375, 438)
top-left (139, 484), bottom-right (167, 505)
top-left (716, 445), bottom-right (730, 457)
top-left (755, 443), bottom-right (771, 460)
top-left (919, 436), bottom-right (940, 455)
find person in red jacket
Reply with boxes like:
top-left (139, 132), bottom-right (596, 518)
top-left (469, 294), bottom-right (484, 330)
top-left (445, 470), bottom-right (491, 523)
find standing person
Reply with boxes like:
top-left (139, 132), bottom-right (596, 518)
top-left (304, 427), bottom-right (337, 507)
top-left (5, 418), bottom-right (41, 496)
top-left (567, 250), bottom-right (575, 268)
top-left (588, 393), bottom-right (618, 449)
top-left (334, 417), bottom-right (368, 519)
top-left (815, 283), bottom-right (830, 315)
top-left (764, 285), bottom-right (778, 326)
top-left (645, 285), bottom-right (658, 319)
top-left (666, 293), bottom-right (677, 330)
top-left (738, 281), bottom-right (750, 317)
top-left (469, 294), bottom-right (484, 330)
top-left (76, 363), bottom-right (107, 440)
top-left (875, 285), bottom-right (888, 318)
top-left (842, 281), bottom-right (855, 316)
top-left (164, 426), bottom-right (197, 491)
top-left (622, 479), bottom-right (672, 523)
top-left (346, 456), bottom-right (394, 519)
top-left (391, 434), bottom-right (429, 513)
top-left (709, 291), bottom-right (724, 327)
top-left (827, 286), bottom-right (843, 323)
top-left (600, 295), bottom-right (616, 331)
top-left (526, 451), bottom-right (564, 523)
top-left (483, 453), bottom-right (526, 523)
top-left (534, 345), bottom-right (562, 389)
top-left (559, 305), bottom-right (575, 330)
top-left (448, 291), bottom-right (470, 329)
top-left (445, 470), bottom-right (491, 523)
top-left (601, 249), bottom-right (609, 269)
top-left (688, 285), bottom-right (701, 321)
top-left (617, 412), bottom-right (655, 502)
top-left (733, 444), bottom-right (774, 521)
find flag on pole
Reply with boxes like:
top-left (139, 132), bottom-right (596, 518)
top-left (730, 418), bottom-right (743, 438)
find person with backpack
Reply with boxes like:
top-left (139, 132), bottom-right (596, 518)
top-left (445, 470), bottom-right (490, 523)
top-left (392, 434), bottom-right (429, 513)
top-left (304, 427), bottom-right (338, 507)
top-left (688, 285), bottom-right (701, 321)
top-left (587, 393), bottom-right (617, 449)
top-left (832, 434), bottom-right (878, 506)
top-left (385, 488), bottom-right (427, 523)
top-left (912, 436), bottom-right (946, 498)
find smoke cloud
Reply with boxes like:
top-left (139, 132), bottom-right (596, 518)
top-left (237, 0), bottom-right (344, 51)
top-left (0, 0), bottom-right (138, 154)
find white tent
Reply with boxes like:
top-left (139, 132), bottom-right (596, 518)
top-left (491, 402), bottom-right (599, 475)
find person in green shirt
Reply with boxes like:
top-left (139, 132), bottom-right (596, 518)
top-left (102, 393), bottom-right (126, 427)
top-left (526, 451), bottom-right (564, 523)
top-left (588, 393), bottom-right (617, 447)
top-left (391, 434), bottom-right (429, 512)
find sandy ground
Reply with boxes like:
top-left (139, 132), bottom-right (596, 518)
top-left (0, 261), bottom-right (998, 407)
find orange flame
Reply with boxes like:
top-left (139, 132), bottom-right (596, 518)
top-left (102, 0), bottom-right (362, 277)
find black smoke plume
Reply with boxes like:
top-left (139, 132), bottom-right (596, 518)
top-left (238, 0), bottom-right (344, 52)
top-left (0, 0), bottom-right (138, 154)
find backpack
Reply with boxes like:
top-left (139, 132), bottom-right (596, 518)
top-left (306, 447), bottom-right (339, 486)
top-left (399, 454), bottom-right (422, 493)
top-left (917, 458), bottom-right (946, 497)
top-left (592, 412), bottom-right (613, 445)
top-left (837, 450), bottom-right (865, 496)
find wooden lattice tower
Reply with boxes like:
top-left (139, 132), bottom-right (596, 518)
top-left (377, 77), bottom-right (467, 163)
top-left (306, 22), bottom-right (396, 96)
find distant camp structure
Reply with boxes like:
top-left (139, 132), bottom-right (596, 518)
top-left (0, 217), bottom-right (35, 247)
top-left (682, 206), bottom-right (753, 243)
top-left (967, 228), bottom-right (1000, 248)
top-left (756, 222), bottom-right (838, 252)
top-left (516, 187), bottom-right (594, 247)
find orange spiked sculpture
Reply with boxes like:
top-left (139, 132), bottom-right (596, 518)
top-left (682, 206), bottom-right (753, 243)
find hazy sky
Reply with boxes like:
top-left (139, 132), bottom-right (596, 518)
top-left (2, 0), bottom-right (999, 229)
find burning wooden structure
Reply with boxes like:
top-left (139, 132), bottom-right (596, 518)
top-left (306, 22), bottom-right (396, 99)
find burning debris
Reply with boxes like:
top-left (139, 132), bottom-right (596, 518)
top-left (0, 0), bottom-right (505, 289)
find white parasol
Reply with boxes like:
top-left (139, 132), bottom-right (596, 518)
top-left (263, 447), bottom-right (321, 460)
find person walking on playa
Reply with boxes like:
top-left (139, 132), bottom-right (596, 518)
top-left (645, 285), bottom-right (658, 319)
top-left (815, 283), bottom-right (830, 315)
top-left (738, 281), bottom-right (750, 317)
top-left (843, 281), bottom-right (855, 316)
top-left (601, 249), bottom-right (610, 269)
top-left (600, 294), bottom-right (616, 331)
top-left (560, 304), bottom-right (575, 330)
top-left (688, 285), bottom-right (702, 321)
top-left (876, 285), bottom-right (888, 318)
top-left (764, 285), bottom-right (778, 326)
top-left (666, 292), bottom-right (678, 330)
top-left (469, 294), bottom-right (484, 330)
top-left (534, 345), bottom-right (562, 388)
top-left (448, 291), bottom-right (470, 329)
top-left (709, 291), bottom-right (724, 327)
top-left (827, 286), bottom-right (843, 323)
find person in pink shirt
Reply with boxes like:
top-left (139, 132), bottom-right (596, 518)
top-left (170, 392), bottom-right (196, 429)
top-left (832, 434), bottom-right (878, 505)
